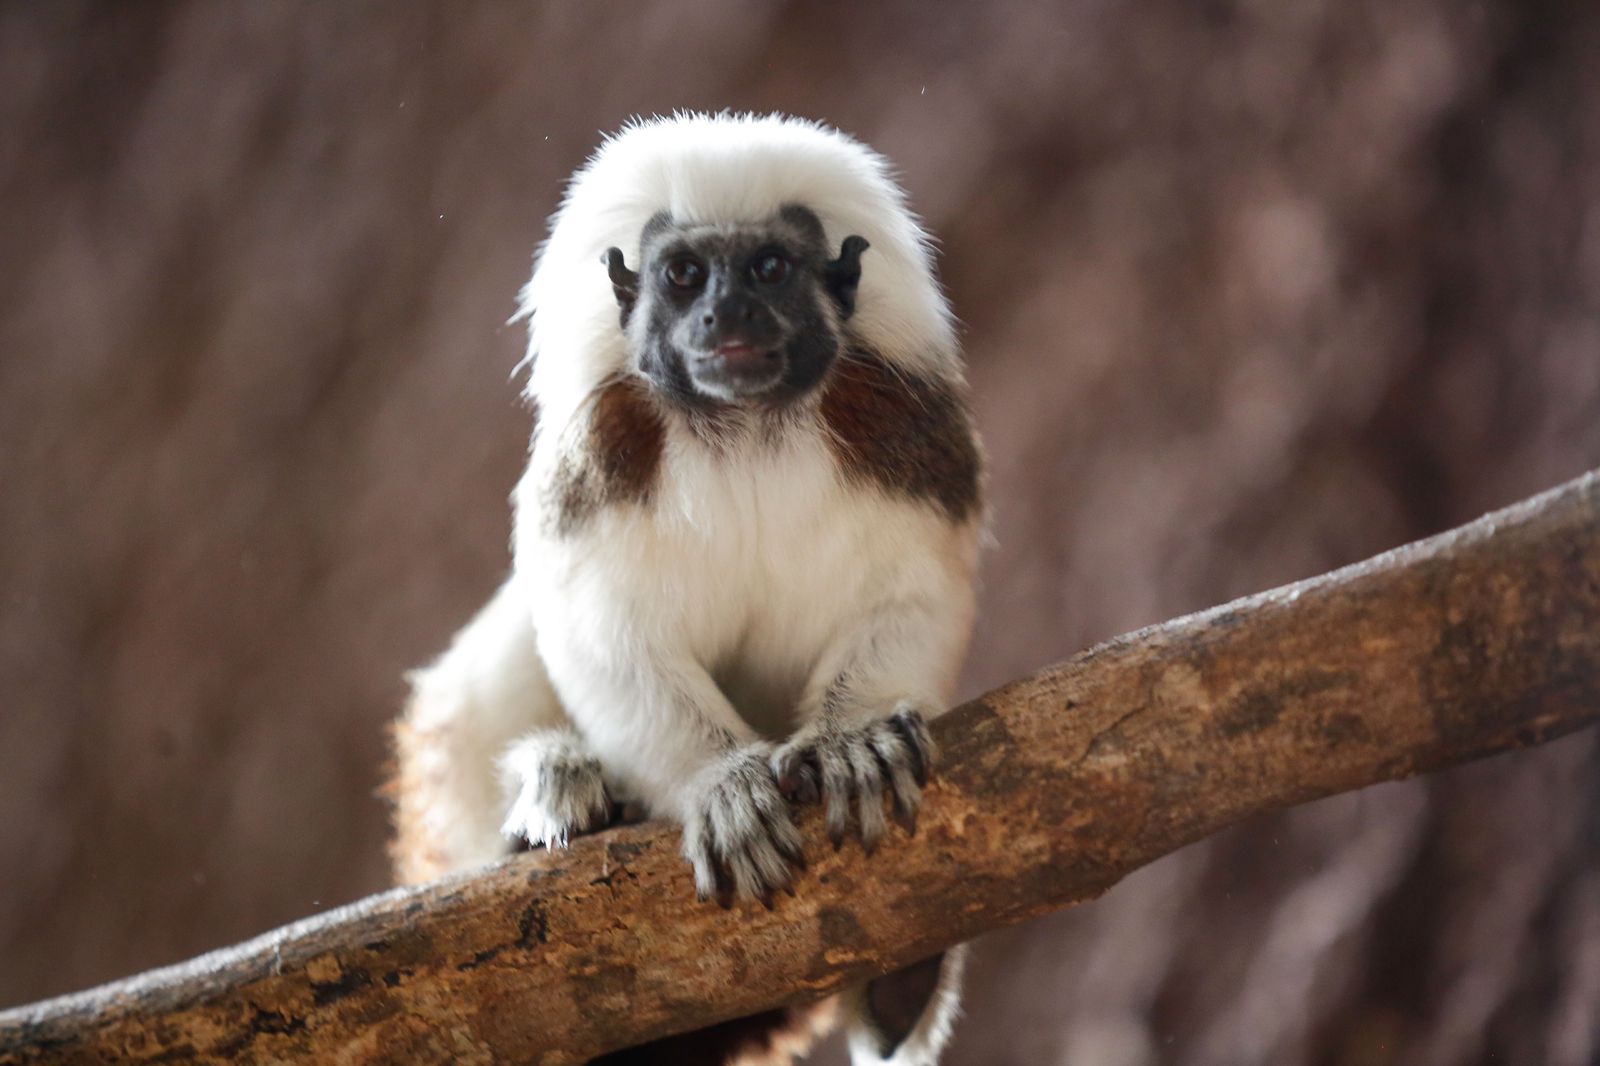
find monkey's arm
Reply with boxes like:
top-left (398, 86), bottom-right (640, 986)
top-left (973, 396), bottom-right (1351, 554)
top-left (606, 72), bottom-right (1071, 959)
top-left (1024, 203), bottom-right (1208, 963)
top-left (768, 584), bottom-right (977, 1062)
top-left (535, 626), bottom-right (806, 902)
top-left (774, 582), bottom-right (975, 851)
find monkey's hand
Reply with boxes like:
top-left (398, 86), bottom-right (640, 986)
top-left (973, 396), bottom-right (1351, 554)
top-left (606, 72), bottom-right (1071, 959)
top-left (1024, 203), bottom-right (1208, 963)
top-left (499, 730), bottom-right (614, 850)
top-left (681, 744), bottom-right (806, 905)
top-left (771, 706), bottom-right (933, 853)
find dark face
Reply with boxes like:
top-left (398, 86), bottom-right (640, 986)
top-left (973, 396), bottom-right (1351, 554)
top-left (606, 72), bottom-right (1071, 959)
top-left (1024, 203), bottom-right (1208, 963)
top-left (604, 204), bottom-right (868, 408)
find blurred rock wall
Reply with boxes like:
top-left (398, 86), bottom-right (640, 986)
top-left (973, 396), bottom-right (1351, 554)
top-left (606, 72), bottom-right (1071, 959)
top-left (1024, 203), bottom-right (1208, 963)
top-left (1, 3), bottom-right (1597, 1063)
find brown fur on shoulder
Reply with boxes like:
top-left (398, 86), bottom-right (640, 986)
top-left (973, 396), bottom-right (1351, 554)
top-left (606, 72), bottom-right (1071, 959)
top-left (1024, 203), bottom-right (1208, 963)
top-left (820, 350), bottom-right (981, 522)
top-left (548, 377), bottom-right (667, 535)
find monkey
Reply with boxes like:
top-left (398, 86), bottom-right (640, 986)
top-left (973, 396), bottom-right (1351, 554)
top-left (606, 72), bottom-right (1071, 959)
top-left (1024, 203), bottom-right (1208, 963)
top-left (389, 112), bottom-right (983, 1065)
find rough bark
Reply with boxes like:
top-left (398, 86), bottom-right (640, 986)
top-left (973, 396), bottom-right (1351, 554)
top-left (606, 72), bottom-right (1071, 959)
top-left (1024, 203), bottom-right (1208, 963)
top-left (2, 470), bottom-right (1597, 1066)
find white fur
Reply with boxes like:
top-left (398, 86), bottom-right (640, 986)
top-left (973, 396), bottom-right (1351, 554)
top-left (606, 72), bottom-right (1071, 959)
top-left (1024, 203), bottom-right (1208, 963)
top-left (513, 421), bottom-right (976, 820)
top-left (518, 112), bottom-right (962, 426)
top-left (397, 113), bottom-right (980, 1064)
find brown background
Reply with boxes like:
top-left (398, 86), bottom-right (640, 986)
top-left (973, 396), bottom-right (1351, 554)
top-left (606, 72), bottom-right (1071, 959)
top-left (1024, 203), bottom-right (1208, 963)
top-left (3, 3), bottom-right (1598, 1063)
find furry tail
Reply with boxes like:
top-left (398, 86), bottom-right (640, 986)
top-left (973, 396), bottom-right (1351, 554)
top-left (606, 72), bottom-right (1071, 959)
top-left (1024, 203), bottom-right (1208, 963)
top-left (388, 574), bottom-right (568, 884)
top-left (842, 946), bottom-right (968, 1066)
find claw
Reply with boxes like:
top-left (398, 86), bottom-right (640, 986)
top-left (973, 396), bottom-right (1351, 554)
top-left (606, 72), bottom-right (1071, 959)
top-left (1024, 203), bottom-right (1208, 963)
top-left (890, 785), bottom-right (919, 835)
top-left (891, 710), bottom-right (932, 787)
top-left (778, 767), bottom-right (817, 804)
top-left (795, 760), bottom-right (821, 805)
top-left (777, 834), bottom-right (808, 870)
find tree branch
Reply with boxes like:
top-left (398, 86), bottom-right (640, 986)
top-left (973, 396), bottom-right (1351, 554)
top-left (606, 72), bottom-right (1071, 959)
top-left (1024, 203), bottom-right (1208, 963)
top-left (4, 470), bottom-right (1599, 1065)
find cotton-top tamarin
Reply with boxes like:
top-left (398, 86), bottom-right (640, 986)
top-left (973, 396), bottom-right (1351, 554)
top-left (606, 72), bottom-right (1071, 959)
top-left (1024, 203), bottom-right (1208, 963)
top-left (390, 112), bottom-right (983, 1065)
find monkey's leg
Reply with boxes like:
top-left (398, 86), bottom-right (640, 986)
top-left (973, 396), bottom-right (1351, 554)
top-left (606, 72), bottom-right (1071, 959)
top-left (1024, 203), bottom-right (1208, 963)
top-left (390, 573), bottom-right (571, 884)
top-left (499, 727), bottom-right (614, 849)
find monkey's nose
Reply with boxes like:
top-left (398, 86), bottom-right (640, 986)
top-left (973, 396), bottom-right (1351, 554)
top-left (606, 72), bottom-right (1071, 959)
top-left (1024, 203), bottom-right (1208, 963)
top-left (702, 312), bottom-right (755, 328)
top-left (703, 297), bottom-right (757, 329)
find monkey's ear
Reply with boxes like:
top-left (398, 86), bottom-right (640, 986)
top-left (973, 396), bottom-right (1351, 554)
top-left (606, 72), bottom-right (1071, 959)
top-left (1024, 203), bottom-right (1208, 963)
top-left (823, 236), bottom-right (870, 318)
top-left (603, 247), bottom-right (640, 327)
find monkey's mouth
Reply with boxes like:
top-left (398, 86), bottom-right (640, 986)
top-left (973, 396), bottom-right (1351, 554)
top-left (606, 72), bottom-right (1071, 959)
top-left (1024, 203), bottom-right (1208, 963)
top-left (689, 340), bottom-right (785, 398)
top-left (714, 340), bottom-right (765, 361)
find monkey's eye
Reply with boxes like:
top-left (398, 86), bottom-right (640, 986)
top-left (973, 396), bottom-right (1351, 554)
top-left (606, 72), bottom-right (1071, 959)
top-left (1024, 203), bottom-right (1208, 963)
top-left (750, 252), bottom-right (790, 286)
top-left (663, 256), bottom-right (706, 289)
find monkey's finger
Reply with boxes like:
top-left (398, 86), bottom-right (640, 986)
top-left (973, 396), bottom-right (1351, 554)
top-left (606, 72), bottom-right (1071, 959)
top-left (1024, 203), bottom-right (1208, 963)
top-left (726, 824), bottom-right (793, 901)
top-left (847, 736), bottom-right (888, 853)
top-left (682, 820), bottom-right (720, 902)
top-left (795, 760), bottom-right (822, 806)
top-left (707, 806), bottom-right (761, 896)
top-left (723, 844), bottom-right (766, 902)
top-left (542, 759), bottom-right (576, 801)
top-left (890, 707), bottom-right (935, 787)
top-left (742, 787), bottom-right (800, 894)
top-left (500, 794), bottom-right (531, 843)
top-left (867, 722), bottom-right (923, 834)
top-left (690, 778), bottom-right (745, 904)
top-left (814, 740), bottom-right (854, 849)
top-left (708, 784), bottom-right (793, 901)
top-left (759, 812), bottom-right (807, 872)
top-left (707, 773), bottom-right (757, 846)
top-left (750, 779), bottom-right (807, 870)
top-left (892, 793), bottom-right (919, 837)
top-left (773, 745), bottom-right (824, 805)
top-left (707, 826), bottom-right (739, 909)
top-left (772, 745), bottom-right (806, 798)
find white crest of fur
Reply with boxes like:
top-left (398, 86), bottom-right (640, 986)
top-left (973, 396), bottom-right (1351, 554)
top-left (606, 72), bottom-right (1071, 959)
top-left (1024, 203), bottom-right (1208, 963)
top-left (518, 112), bottom-right (959, 422)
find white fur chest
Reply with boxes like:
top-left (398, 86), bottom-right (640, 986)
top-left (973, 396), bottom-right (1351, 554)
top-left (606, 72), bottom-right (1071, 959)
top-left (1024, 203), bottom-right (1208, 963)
top-left (514, 416), bottom-right (960, 739)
